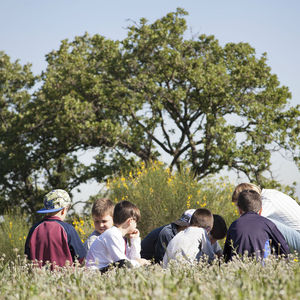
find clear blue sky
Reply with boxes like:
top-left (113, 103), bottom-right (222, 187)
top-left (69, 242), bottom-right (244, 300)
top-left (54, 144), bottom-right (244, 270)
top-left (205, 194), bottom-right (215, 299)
top-left (1, 0), bottom-right (299, 201)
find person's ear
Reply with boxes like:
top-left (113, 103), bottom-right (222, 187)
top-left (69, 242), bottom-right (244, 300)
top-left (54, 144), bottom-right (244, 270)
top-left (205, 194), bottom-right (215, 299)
top-left (238, 207), bottom-right (244, 215)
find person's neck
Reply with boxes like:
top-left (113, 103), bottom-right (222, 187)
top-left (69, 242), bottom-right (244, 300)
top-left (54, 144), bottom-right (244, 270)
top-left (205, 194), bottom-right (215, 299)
top-left (115, 225), bottom-right (129, 237)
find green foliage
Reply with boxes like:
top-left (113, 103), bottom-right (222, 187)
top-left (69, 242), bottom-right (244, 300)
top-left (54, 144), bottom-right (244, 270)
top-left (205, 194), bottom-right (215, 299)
top-left (0, 254), bottom-right (299, 299)
top-left (106, 161), bottom-right (237, 238)
top-left (1, 9), bottom-right (300, 215)
top-left (0, 210), bottom-right (30, 261)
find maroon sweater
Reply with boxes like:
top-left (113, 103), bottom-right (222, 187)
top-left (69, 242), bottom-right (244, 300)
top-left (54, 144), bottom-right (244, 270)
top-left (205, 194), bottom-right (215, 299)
top-left (25, 216), bottom-right (86, 267)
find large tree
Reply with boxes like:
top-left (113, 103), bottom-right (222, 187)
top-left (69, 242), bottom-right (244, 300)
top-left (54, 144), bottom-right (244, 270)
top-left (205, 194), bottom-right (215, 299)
top-left (1, 9), bottom-right (299, 214)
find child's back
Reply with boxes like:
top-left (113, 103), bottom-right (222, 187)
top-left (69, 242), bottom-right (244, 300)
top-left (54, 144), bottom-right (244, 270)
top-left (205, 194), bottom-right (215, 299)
top-left (224, 190), bottom-right (290, 261)
top-left (163, 208), bottom-right (215, 268)
top-left (25, 189), bottom-right (86, 268)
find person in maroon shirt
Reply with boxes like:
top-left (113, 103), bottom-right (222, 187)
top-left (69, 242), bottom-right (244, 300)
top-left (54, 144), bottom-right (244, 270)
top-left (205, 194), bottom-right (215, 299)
top-left (25, 189), bottom-right (86, 269)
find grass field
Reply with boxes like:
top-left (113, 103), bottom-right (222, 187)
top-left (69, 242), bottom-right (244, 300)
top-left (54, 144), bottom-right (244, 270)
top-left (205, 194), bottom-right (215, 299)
top-left (0, 253), bottom-right (299, 300)
top-left (1, 163), bottom-right (299, 299)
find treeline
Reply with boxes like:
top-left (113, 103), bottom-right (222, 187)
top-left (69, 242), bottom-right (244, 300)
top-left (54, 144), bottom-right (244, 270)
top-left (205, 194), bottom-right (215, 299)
top-left (1, 8), bottom-right (299, 215)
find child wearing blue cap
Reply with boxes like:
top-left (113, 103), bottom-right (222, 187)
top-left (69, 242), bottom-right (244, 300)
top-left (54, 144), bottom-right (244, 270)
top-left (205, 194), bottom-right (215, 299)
top-left (25, 189), bottom-right (86, 269)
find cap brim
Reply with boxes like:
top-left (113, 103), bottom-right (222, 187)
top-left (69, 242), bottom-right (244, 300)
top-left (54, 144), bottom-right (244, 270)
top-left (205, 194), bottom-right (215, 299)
top-left (173, 220), bottom-right (189, 227)
top-left (37, 207), bottom-right (63, 213)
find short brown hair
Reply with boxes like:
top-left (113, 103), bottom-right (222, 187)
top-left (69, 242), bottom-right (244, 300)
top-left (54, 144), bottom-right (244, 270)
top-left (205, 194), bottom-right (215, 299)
top-left (237, 190), bottom-right (262, 213)
top-left (92, 198), bottom-right (114, 218)
top-left (113, 201), bottom-right (141, 226)
top-left (210, 214), bottom-right (227, 240)
top-left (232, 183), bottom-right (261, 202)
top-left (190, 208), bottom-right (214, 231)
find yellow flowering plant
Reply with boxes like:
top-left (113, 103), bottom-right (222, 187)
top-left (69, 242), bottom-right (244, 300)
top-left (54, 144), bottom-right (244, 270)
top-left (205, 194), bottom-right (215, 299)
top-left (107, 161), bottom-right (237, 238)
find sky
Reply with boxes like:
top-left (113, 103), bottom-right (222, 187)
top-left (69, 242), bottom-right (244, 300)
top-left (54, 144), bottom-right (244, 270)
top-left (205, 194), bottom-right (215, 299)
top-left (1, 0), bottom-right (300, 203)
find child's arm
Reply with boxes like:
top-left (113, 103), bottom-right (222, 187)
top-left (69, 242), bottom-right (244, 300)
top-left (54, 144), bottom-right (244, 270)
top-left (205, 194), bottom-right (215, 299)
top-left (202, 233), bottom-right (215, 262)
top-left (126, 229), bottom-right (141, 260)
top-left (107, 233), bottom-right (141, 267)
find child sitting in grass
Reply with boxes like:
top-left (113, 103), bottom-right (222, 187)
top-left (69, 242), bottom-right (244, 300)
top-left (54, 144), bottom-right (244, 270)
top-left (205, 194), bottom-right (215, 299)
top-left (86, 200), bottom-right (150, 272)
top-left (141, 209), bottom-right (196, 263)
top-left (84, 198), bottom-right (114, 251)
top-left (163, 208), bottom-right (215, 268)
top-left (25, 189), bottom-right (86, 269)
top-left (224, 190), bottom-right (290, 261)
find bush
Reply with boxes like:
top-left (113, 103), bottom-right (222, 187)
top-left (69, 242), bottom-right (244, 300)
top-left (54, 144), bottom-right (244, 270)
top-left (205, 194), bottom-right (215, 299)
top-left (107, 161), bottom-right (238, 238)
top-left (0, 210), bottom-right (30, 261)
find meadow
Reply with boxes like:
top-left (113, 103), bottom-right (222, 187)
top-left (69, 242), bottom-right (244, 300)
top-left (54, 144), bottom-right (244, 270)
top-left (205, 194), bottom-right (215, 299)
top-left (0, 162), bottom-right (299, 299)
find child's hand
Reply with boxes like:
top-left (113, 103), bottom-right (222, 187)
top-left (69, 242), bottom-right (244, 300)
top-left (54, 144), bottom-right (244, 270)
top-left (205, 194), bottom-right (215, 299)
top-left (137, 258), bottom-right (151, 266)
top-left (127, 229), bottom-right (140, 239)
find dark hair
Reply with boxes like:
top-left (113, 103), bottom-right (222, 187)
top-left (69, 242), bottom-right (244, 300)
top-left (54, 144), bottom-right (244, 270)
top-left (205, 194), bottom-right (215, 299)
top-left (113, 201), bottom-right (141, 226)
top-left (237, 190), bottom-right (262, 213)
top-left (92, 198), bottom-right (114, 217)
top-left (210, 214), bottom-right (227, 240)
top-left (190, 208), bottom-right (213, 231)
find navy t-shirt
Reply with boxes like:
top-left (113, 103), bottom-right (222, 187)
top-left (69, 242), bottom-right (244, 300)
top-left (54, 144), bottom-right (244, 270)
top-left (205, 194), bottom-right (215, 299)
top-left (224, 212), bottom-right (290, 261)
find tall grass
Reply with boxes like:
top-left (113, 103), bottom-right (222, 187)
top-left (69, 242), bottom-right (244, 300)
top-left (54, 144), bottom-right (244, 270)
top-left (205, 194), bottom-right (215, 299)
top-left (0, 253), bottom-right (299, 299)
top-left (0, 210), bottom-right (30, 261)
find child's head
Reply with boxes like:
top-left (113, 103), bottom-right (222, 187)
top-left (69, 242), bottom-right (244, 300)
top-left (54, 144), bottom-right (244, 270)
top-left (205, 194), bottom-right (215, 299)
top-left (210, 214), bottom-right (227, 244)
top-left (190, 208), bottom-right (214, 232)
top-left (237, 190), bottom-right (262, 214)
top-left (113, 201), bottom-right (141, 232)
top-left (173, 209), bottom-right (196, 231)
top-left (92, 198), bottom-right (114, 234)
top-left (37, 189), bottom-right (71, 220)
top-left (232, 183), bottom-right (261, 203)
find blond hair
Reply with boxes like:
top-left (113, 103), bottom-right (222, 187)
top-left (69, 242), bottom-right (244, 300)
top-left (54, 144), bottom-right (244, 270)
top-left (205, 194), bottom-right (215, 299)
top-left (232, 183), bottom-right (261, 202)
top-left (92, 198), bottom-right (114, 218)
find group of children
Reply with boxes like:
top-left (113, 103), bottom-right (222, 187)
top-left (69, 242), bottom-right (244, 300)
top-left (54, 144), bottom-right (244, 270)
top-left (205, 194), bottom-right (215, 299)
top-left (25, 182), bottom-right (300, 271)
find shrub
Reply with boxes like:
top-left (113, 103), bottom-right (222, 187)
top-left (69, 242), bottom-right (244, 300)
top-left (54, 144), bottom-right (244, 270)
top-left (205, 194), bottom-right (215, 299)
top-left (107, 161), bottom-right (237, 238)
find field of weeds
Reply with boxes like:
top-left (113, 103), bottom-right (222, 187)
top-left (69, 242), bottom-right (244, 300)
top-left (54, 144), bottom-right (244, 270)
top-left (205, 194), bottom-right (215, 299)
top-left (0, 253), bottom-right (299, 300)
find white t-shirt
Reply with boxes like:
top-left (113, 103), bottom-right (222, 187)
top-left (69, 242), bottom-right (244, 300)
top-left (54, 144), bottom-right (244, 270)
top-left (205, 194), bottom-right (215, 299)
top-left (86, 226), bottom-right (141, 270)
top-left (84, 230), bottom-right (100, 251)
top-left (261, 189), bottom-right (300, 232)
top-left (163, 226), bottom-right (215, 268)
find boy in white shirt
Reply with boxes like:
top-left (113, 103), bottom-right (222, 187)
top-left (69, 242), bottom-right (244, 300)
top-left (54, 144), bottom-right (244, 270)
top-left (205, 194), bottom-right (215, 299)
top-left (86, 200), bottom-right (150, 272)
top-left (163, 208), bottom-right (215, 268)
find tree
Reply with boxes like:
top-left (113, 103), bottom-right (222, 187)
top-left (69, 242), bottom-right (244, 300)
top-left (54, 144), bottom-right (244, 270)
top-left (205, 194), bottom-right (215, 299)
top-left (1, 9), bottom-right (300, 214)
top-left (37, 9), bottom-right (300, 183)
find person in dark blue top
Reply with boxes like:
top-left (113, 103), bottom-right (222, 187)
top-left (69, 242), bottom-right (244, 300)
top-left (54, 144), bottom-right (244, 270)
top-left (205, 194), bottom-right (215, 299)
top-left (141, 209), bottom-right (196, 263)
top-left (223, 190), bottom-right (290, 262)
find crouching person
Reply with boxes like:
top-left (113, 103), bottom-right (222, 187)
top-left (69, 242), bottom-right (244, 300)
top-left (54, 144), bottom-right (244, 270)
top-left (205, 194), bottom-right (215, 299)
top-left (163, 208), bottom-right (215, 268)
top-left (86, 201), bottom-right (150, 273)
top-left (25, 189), bottom-right (86, 269)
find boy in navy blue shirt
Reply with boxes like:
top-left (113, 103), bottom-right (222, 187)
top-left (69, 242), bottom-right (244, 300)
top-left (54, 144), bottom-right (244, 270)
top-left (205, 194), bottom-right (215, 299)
top-left (224, 190), bottom-right (290, 262)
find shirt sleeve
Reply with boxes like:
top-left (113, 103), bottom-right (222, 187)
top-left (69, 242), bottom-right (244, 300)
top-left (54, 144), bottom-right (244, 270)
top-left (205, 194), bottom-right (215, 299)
top-left (84, 234), bottom-right (98, 251)
top-left (67, 225), bottom-right (87, 262)
top-left (106, 234), bottom-right (141, 268)
top-left (212, 241), bottom-right (223, 255)
top-left (201, 233), bottom-right (215, 262)
top-left (155, 229), bottom-right (173, 263)
top-left (127, 237), bottom-right (141, 260)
